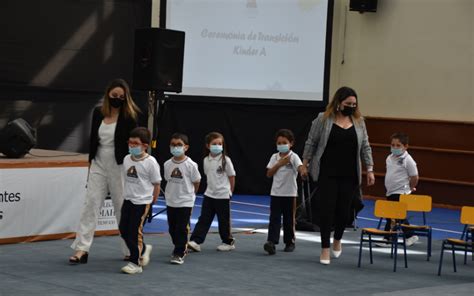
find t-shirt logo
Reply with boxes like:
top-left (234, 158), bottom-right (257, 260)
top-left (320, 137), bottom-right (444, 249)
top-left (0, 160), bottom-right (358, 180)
top-left (127, 166), bottom-right (138, 178)
top-left (171, 167), bottom-right (183, 179)
top-left (216, 166), bottom-right (224, 175)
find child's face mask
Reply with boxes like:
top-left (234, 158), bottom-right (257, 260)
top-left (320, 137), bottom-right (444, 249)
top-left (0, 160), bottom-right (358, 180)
top-left (129, 146), bottom-right (143, 156)
top-left (390, 147), bottom-right (404, 156)
top-left (210, 144), bottom-right (223, 155)
top-left (170, 146), bottom-right (185, 157)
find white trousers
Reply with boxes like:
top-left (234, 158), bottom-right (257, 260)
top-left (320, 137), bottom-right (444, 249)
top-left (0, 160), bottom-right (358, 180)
top-left (71, 147), bottom-right (128, 255)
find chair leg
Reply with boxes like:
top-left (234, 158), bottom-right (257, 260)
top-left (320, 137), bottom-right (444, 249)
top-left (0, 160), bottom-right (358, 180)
top-left (438, 241), bottom-right (445, 276)
top-left (377, 218), bottom-right (383, 229)
top-left (390, 239), bottom-right (394, 258)
top-left (452, 244), bottom-right (457, 272)
top-left (358, 231), bottom-right (364, 268)
top-left (393, 235), bottom-right (398, 272)
top-left (464, 245), bottom-right (468, 265)
top-left (368, 234), bottom-right (373, 264)
top-left (427, 229), bottom-right (432, 261)
top-left (460, 225), bottom-right (467, 240)
top-left (402, 235), bottom-right (408, 268)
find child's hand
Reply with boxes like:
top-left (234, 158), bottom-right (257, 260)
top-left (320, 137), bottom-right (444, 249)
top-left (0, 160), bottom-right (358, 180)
top-left (277, 155), bottom-right (290, 166)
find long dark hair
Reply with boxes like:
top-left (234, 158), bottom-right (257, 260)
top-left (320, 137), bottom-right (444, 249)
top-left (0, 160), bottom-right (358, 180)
top-left (204, 132), bottom-right (227, 170)
top-left (324, 86), bottom-right (362, 121)
top-left (101, 78), bottom-right (141, 121)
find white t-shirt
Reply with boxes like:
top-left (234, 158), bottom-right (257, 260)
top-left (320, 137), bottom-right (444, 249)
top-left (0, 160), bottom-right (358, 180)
top-left (266, 151), bottom-right (303, 197)
top-left (123, 154), bottom-right (162, 205)
top-left (164, 156), bottom-right (201, 207)
top-left (204, 154), bottom-right (236, 199)
top-left (385, 151), bottom-right (418, 196)
top-left (98, 121), bottom-right (116, 148)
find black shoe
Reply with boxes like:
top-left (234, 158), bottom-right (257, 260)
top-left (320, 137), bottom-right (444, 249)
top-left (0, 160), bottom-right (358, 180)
top-left (264, 241), bottom-right (276, 255)
top-left (69, 252), bottom-right (88, 264)
top-left (284, 243), bottom-right (295, 252)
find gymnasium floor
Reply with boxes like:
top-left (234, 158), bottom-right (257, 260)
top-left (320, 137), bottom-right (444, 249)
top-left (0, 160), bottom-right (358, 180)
top-left (145, 195), bottom-right (466, 240)
top-left (0, 195), bottom-right (472, 296)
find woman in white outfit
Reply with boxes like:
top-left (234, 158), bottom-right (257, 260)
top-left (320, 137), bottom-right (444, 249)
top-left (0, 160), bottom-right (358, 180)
top-left (69, 79), bottom-right (140, 264)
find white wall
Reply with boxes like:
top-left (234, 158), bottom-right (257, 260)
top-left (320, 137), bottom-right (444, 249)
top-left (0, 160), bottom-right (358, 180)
top-left (330, 0), bottom-right (473, 121)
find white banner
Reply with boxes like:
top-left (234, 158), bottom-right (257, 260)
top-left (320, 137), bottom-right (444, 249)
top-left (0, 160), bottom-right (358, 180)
top-left (0, 167), bottom-right (118, 241)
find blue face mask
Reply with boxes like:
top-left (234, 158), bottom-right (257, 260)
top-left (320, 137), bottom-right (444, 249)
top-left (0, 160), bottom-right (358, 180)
top-left (277, 144), bottom-right (290, 154)
top-left (170, 146), bottom-right (185, 157)
top-left (210, 144), bottom-right (223, 155)
top-left (391, 147), bottom-right (404, 156)
top-left (129, 146), bottom-right (143, 157)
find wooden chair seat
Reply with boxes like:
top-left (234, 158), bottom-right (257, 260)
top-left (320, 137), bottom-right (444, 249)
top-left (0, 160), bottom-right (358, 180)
top-left (446, 238), bottom-right (472, 246)
top-left (401, 224), bottom-right (430, 230)
top-left (363, 228), bottom-right (397, 235)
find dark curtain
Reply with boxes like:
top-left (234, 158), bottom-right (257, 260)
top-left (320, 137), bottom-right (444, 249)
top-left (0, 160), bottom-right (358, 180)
top-left (0, 0), bottom-right (151, 151)
top-left (153, 99), bottom-right (324, 195)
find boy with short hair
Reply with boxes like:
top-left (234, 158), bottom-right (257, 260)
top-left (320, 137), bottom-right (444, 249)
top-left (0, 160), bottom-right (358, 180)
top-left (164, 133), bottom-right (201, 264)
top-left (378, 132), bottom-right (419, 247)
top-left (120, 127), bottom-right (161, 274)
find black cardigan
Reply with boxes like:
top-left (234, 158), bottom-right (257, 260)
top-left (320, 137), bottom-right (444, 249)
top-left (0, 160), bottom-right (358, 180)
top-left (88, 106), bottom-right (138, 165)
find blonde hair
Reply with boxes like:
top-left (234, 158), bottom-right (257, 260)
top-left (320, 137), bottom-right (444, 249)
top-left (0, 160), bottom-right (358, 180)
top-left (324, 86), bottom-right (362, 122)
top-left (101, 78), bottom-right (140, 121)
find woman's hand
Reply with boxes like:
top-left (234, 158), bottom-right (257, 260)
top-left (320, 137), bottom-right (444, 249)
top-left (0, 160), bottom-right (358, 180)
top-left (300, 165), bottom-right (308, 180)
top-left (367, 171), bottom-right (375, 186)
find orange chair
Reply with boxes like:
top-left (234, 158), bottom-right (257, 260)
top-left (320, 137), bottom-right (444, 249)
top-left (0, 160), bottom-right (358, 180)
top-left (358, 200), bottom-right (408, 272)
top-left (399, 194), bottom-right (433, 260)
top-left (438, 206), bottom-right (474, 276)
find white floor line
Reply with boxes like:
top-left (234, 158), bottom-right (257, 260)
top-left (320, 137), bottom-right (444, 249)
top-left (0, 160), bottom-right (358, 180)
top-left (152, 198), bottom-right (464, 235)
top-left (243, 228), bottom-right (428, 255)
top-left (151, 200), bottom-right (269, 217)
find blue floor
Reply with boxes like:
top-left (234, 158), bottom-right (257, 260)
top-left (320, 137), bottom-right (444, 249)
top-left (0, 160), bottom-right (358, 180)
top-left (144, 195), bottom-right (466, 240)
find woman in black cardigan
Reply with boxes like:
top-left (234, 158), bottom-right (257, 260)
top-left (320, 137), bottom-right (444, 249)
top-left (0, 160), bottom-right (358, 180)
top-left (69, 79), bottom-right (140, 264)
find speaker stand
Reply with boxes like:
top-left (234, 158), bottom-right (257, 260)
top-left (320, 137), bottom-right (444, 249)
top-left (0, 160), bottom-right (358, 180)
top-left (147, 90), bottom-right (165, 155)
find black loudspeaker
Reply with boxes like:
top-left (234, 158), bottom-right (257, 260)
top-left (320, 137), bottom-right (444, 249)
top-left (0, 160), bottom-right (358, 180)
top-left (133, 28), bottom-right (185, 92)
top-left (349, 0), bottom-right (378, 13)
top-left (0, 118), bottom-right (36, 158)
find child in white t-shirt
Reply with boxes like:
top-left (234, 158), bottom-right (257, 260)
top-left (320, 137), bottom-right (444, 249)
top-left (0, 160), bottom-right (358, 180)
top-left (264, 129), bottom-right (304, 255)
top-left (378, 132), bottom-right (419, 247)
top-left (119, 127), bottom-right (161, 274)
top-left (164, 133), bottom-right (201, 264)
top-left (188, 132), bottom-right (236, 253)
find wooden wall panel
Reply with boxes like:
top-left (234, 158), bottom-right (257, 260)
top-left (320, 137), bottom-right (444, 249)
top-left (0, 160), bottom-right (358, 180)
top-left (362, 117), bottom-right (474, 208)
top-left (365, 117), bottom-right (474, 151)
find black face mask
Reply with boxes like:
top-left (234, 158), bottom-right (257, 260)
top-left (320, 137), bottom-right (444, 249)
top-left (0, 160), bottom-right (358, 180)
top-left (109, 97), bottom-right (124, 108)
top-left (341, 106), bottom-right (355, 117)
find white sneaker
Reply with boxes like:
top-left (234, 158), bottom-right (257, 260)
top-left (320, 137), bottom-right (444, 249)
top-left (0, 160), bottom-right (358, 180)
top-left (140, 244), bottom-right (152, 267)
top-left (405, 235), bottom-right (419, 247)
top-left (375, 240), bottom-right (392, 248)
top-left (217, 243), bottom-right (235, 252)
top-left (188, 241), bottom-right (201, 252)
top-left (121, 262), bottom-right (143, 274)
top-left (170, 255), bottom-right (184, 265)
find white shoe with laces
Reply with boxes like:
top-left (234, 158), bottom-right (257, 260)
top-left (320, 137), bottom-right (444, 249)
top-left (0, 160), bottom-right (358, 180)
top-left (188, 241), bottom-right (201, 252)
top-left (405, 235), bottom-right (419, 247)
top-left (376, 239), bottom-right (392, 248)
top-left (141, 244), bottom-right (152, 267)
top-left (121, 262), bottom-right (143, 274)
top-left (217, 243), bottom-right (235, 252)
top-left (170, 255), bottom-right (184, 265)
